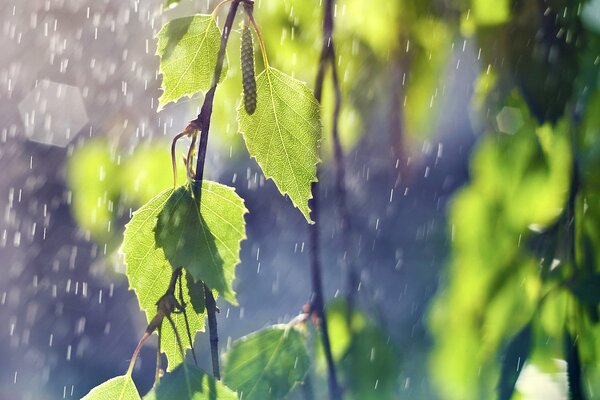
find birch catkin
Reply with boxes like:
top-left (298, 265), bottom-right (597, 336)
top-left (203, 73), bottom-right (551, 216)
top-left (241, 22), bottom-right (257, 115)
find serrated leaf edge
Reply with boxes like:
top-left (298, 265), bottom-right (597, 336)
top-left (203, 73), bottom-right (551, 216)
top-left (155, 14), bottom-right (227, 111)
top-left (237, 66), bottom-right (322, 224)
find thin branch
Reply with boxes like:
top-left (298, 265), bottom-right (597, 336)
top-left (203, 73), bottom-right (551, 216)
top-left (329, 43), bottom-right (359, 315)
top-left (308, 0), bottom-right (343, 399)
top-left (190, 0), bottom-right (242, 191)
top-left (204, 284), bottom-right (221, 379)
top-left (185, 0), bottom-right (244, 379)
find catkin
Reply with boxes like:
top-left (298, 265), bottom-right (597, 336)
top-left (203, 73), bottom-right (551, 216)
top-left (241, 22), bottom-right (257, 115)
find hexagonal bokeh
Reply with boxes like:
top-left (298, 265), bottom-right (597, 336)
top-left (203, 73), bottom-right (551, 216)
top-left (18, 80), bottom-right (88, 147)
top-left (496, 106), bottom-right (524, 135)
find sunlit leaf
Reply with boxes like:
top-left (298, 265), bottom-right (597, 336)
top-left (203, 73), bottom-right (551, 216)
top-left (122, 188), bottom-right (207, 371)
top-left (222, 325), bottom-right (310, 400)
top-left (155, 182), bottom-right (247, 304)
top-left (82, 375), bottom-right (140, 400)
top-left (145, 362), bottom-right (238, 400)
top-left (237, 66), bottom-right (321, 223)
top-left (156, 15), bottom-right (226, 109)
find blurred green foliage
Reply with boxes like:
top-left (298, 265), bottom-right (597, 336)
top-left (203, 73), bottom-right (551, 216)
top-left (430, 1), bottom-right (600, 399)
top-left (67, 141), bottom-right (187, 247)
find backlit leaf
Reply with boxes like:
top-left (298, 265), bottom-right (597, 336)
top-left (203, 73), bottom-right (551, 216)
top-left (145, 363), bottom-right (238, 400)
top-left (156, 14), bottom-right (226, 109)
top-left (122, 188), bottom-right (207, 371)
top-left (82, 375), bottom-right (140, 400)
top-left (155, 182), bottom-right (247, 305)
top-left (238, 66), bottom-right (321, 223)
top-left (223, 325), bottom-right (310, 400)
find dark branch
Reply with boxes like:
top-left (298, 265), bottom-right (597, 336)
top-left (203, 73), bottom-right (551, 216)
top-left (190, 0), bottom-right (242, 193)
top-left (204, 284), bottom-right (221, 379)
top-left (186, 0), bottom-right (244, 379)
top-left (308, 0), bottom-right (343, 399)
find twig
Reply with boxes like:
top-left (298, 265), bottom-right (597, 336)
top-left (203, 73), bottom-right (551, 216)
top-left (204, 285), bottom-right (221, 379)
top-left (190, 0), bottom-right (242, 190)
top-left (127, 268), bottom-right (186, 376)
top-left (308, 0), bottom-right (343, 399)
top-left (178, 273), bottom-right (198, 366)
top-left (183, 0), bottom-right (244, 379)
top-left (329, 36), bottom-right (359, 316)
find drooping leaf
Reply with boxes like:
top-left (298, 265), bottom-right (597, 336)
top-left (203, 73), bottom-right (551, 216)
top-left (82, 375), bottom-right (141, 400)
top-left (145, 362), bottom-right (238, 400)
top-left (237, 66), bottom-right (321, 223)
top-left (498, 322), bottom-right (532, 400)
top-left (155, 182), bottom-right (247, 305)
top-left (122, 188), bottom-right (207, 371)
top-left (223, 325), bottom-right (310, 400)
top-left (156, 15), bottom-right (227, 109)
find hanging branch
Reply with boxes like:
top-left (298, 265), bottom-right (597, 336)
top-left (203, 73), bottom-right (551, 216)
top-left (308, 0), bottom-right (343, 399)
top-left (180, 0), bottom-right (244, 380)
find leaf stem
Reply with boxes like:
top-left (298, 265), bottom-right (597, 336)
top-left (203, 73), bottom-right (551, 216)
top-left (308, 0), bottom-right (343, 399)
top-left (127, 331), bottom-right (152, 377)
top-left (245, 6), bottom-right (269, 68)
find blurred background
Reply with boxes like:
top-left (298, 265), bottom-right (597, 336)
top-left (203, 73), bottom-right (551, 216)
top-left (2, 0), bottom-right (600, 399)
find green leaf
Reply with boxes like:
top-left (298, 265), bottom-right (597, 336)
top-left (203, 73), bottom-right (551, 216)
top-left (145, 362), bottom-right (238, 400)
top-left (156, 15), bottom-right (226, 109)
top-left (122, 188), bottom-right (207, 371)
top-left (67, 141), bottom-right (119, 242)
top-left (155, 182), bottom-right (247, 304)
top-left (223, 325), bottom-right (310, 400)
top-left (472, 0), bottom-right (510, 25)
top-left (498, 323), bottom-right (532, 400)
top-left (82, 375), bottom-right (141, 400)
top-left (238, 66), bottom-right (321, 223)
top-left (120, 145), bottom-right (188, 206)
top-left (319, 300), bottom-right (401, 400)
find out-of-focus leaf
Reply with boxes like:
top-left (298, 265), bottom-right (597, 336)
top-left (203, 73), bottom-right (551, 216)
top-left (145, 363), bottom-right (238, 400)
top-left (155, 182), bottom-right (247, 305)
top-left (120, 145), bottom-right (187, 206)
top-left (429, 92), bottom-right (569, 399)
top-left (498, 323), bottom-right (532, 400)
top-left (67, 141), bottom-right (119, 242)
top-left (341, 325), bottom-right (401, 400)
top-left (156, 15), bottom-right (226, 109)
top-left (404, 18), bottom-right (452, 140)
top-left (316, 300), bottom-right (400, 400)
top-left (222, 325), bottom-right (310, 400)
top-left (471, 0), bottom-right (510, 26)
top-left (82, 375), bottom-right (140, 400)
top-left (237, 67), bottom-right (321, 223)
top-left (122, 188), bottom-right (207, 371)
